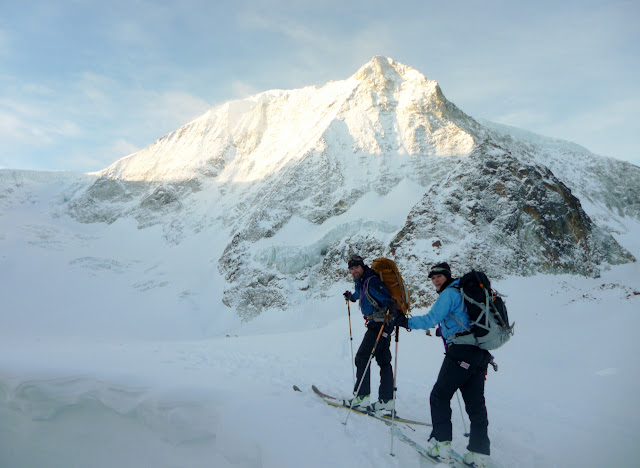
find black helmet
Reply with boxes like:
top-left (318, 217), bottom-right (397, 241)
top-left (428, 262), bottom-right (451, 279)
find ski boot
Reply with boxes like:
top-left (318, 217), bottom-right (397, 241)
top-left (342, 394), bottom-right (370, 410)
top-left (463, 451), bottom-right (490, 468)
top-left (427, 437), bottom-right (452, 462)
top-left (370, 398), bottom-right (395, 417)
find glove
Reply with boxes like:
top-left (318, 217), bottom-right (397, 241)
top-left (387, 298), bottom-right (400, 313)
top-left (391, 310), bottom-right (409, 329)
top-left (343, 291), bottom-right (352, 301)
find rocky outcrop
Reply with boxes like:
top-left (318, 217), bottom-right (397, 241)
top-left (389, 148), bottom-right (634, 308)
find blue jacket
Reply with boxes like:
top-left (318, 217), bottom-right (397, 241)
top-left (408, 279), bottom-right (471, 343)
top-left (348, 266), bottom-right (393, 318)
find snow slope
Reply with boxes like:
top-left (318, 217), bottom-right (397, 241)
top-left (1, 263), bottom-right (639, 468)
top-left (1, 172), bottom-right (639, 467)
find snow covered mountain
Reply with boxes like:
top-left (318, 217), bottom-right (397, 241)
top-left (5, 56), bottom-right (639, 318)
top-left (2, 56), bottom-right (640, 468)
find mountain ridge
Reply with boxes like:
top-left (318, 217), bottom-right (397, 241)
top-left (2, 56), bottom-right (638, 319)
top-left (98, 56), bottom-right (482, 183)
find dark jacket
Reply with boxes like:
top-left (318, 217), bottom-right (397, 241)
top-left (348, 266), bottom-right (393, 319)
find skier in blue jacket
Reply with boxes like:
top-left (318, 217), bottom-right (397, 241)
top-left (393, 262), bottom-right (491, 468)
top-left (342, 254), bottom-right (395, 415)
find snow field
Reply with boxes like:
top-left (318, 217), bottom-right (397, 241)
top-left (1, 259), bottom-right (639, 468)
top-left (1, 169), bottom-right (639, 467)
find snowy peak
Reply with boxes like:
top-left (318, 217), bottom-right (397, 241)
top-left (338, 56), bottom-right (477, 157)
top-left (98, 57), bottom-right (480, 183)
top-left (352, 55), bottom-right (418, 87)
top-left (352, 56), bottom-right (438, 89)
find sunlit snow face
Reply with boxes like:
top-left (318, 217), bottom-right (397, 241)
top-left (348, 265), bottom-right (364, 280)
top-left (431, 273), bottom-right (447, 292)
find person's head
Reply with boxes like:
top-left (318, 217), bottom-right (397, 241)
top-left (347, 254), bottom-right (366, 280)
top-left (428, 262), bottom-right (452, 292)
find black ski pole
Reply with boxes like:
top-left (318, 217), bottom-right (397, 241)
top-left (346, 300), bottom-right (355, 387)
top-left (389, 324), bottom-right (400, 456)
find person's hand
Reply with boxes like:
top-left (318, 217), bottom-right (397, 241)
top-left (343, 291), bottom-right (351, 301)
top-left (391, 310), bottom-right (408, 329)
top-left (387, 298), bottom-right (400, 313)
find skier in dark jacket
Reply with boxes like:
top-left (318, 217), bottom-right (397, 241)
top-left (342, 254), bottom-right (395, 414)
top-left (392, 262), bottom-right (491, 468)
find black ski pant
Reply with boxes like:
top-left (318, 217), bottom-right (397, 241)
top-left (353, 322), bottom-right (394, 402)
top-left (429, 344), bottom-right (491, 455)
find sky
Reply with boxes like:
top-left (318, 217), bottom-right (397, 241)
top-left (1, 0), bottom-right (639, 172)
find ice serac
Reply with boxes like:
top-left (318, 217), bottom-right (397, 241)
top-left (66, 56), bottom-right (638, 319)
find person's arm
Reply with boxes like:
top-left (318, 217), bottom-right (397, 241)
top-left (347, 281), bottom-right (362, 302)
top-left (407, 289), bottom-right (456, 330)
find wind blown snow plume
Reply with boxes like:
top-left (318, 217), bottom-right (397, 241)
top-left (33, 56), bottom-right (637, 317)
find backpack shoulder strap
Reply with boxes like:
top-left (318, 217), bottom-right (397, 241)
top-left (448, 310), bottom-right (471, 332)
top-left (363, 277), bottom-right (383, 312)
top-left (443, 285), bottom-right (471, 332)
top-left (449, 283), bottom-right (493, 332)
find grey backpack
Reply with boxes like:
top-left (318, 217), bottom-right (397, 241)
top-left (449, 271), bottom-right (515, 351)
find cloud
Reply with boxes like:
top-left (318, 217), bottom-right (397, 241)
top-left (109, 138), bottom-right (140, 157)
top-left (0, 27), bottom-right (9, 57)
top-left (68, 138), bottom-right (141, 172)
top-left (533, 96), bottom-right (640, 161)
top-left (141, 90), bottom-right (212, 131)
top-left (544, 97), bottom-right (640, 134)
top-left (234, 6), bottom-right (402, 89)
top-left (108, 17), bottom-right (154, 47)
top-left (230, 81), bottom-right (261, 99)
top-left (237, 9), bottom-right (343, 69)
top-left (0, 97), bottom-right (82, 145)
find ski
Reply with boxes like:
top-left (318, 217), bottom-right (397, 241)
top-left (391, 426), bottom-right (467, 467)
top-left (310, 385), bottom-right (431, 427)
top-left (306, 385), bottom-right (467, 466)
top-left (311, 384), bottom-right (336, 399)
top-left (304, 385), bottom-right (470, 466)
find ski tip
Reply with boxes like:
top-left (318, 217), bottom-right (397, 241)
top-left (293, 385), bottom-right (302, 392)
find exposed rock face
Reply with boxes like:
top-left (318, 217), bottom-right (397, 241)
top-left (389, 147), bottom-right (634, 308)
top-left (68, 178), bottom-right (201, 243)
top-left (65, 56), bottom-right (638, 319)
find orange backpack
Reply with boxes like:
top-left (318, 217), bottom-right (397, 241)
top-left (370, 257), bottom-right (411, 315)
